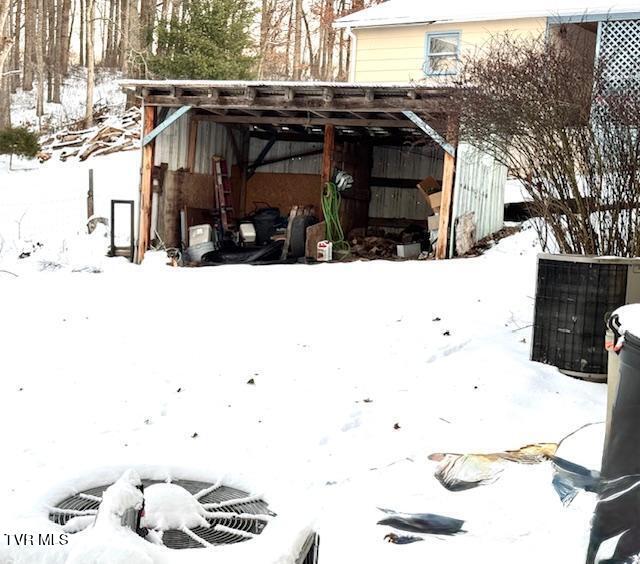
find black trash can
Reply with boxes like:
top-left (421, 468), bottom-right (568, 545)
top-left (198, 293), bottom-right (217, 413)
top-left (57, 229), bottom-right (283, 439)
top-left (586, 330), bottom-right (640, 563)
top-left (252, 208), bottom-right (280, 246)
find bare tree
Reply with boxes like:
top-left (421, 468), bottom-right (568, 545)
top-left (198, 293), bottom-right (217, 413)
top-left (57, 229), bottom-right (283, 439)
top-left (84, 0), bottom-right (94, 126)
top-left (0, 0), bottom-right (13, 72)
top-left (23, 0), bottom-right (34, 90)
top-left (34, 0), bottom-right (44, 119)
top-left (11, 0), bottom-right (22, 92)
top-left (455, 32), bottom-right (640, 257)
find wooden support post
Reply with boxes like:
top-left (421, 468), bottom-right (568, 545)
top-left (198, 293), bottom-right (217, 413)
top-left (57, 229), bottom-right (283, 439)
top-left (239, 129), bottom-right (250, 217)
top-left (86, 169), bottom-right (94, 231)
top-left (137, 105), bottom-right (156, 263)
top-left (436, 151), bottom-right (456, 260)
top-left (187, 117), bottom-right (198, 172)
top-left (320, 124), bottom-right (336, 220)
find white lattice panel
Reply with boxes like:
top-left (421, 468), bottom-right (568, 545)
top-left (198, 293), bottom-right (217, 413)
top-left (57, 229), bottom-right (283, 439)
top-left (599, 19), bottom-right (640, 93)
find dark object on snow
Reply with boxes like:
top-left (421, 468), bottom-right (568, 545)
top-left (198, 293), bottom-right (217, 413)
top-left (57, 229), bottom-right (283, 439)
top-left (252, 207), bottom-right (280, 246)
top-left (550, 455), bottom-right (601, 506)
top-left (377, 507), bottom-right (465, 535)
top-left (586, 330), bottom-right (640, 564)
top-left (384, 532), bottom-right (424, 545)
top-left (431, 453), bottom-right (503, 492)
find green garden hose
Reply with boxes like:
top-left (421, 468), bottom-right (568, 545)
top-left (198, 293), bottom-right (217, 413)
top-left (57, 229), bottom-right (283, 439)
top-left (322, 181), bottom-right (350, 255)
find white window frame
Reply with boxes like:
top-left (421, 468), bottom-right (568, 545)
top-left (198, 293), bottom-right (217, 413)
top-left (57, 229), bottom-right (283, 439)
top-left (424, 31), bottom-right (461, 76)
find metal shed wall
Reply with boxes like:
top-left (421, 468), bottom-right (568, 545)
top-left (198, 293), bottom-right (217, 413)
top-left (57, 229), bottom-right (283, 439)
top-left (450, 142), bottom-right (507, 252)
top-left (369, 187), bottom-right (433, 220)
top-left (249, 139), bottom-right (323, 174)
top-left (369, 144), bottom-right (443, 221)
top-left (153, 110), bottom-right (235, 173)
top-left (371, 145), bottom-right (443, 179)
top-left (153, 110), bottom-right (190, 170)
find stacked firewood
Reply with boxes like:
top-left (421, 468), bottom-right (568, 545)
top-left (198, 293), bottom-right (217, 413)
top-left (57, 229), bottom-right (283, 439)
top-left (350, 236), bottom-right (398, 259)
top-left (38, 106), bottom-right (142, 162)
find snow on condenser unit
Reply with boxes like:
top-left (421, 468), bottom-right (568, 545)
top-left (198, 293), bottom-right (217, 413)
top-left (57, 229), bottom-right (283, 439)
top-left (531, 254), bottom-right (640, 381)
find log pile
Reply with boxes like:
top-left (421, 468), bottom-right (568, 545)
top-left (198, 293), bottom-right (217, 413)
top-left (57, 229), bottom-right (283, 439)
top-left (350, 236), bottom-right (398, 259)
top-left (38, 106), bottom-right (142, 162)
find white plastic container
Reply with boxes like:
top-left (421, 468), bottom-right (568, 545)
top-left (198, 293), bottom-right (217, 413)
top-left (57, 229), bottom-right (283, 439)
top-left (188, 224), bottom-right (213, 246)
top-left (317, 240), bottom-right (333, 262)
top-left (239, 222), bottom-right (256, 244)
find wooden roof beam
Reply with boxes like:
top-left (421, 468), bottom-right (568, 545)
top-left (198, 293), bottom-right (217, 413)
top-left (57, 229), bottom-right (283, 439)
top-left (144, 94), bottom-right (446, 113)
top-left (194, 114), bottom-right (419, 129)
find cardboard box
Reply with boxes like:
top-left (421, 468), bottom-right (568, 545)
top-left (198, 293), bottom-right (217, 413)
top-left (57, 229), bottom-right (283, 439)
top-left (428, 191), bottom-right (443, 211)
top-left (417, 176), bottom-right (440, 192)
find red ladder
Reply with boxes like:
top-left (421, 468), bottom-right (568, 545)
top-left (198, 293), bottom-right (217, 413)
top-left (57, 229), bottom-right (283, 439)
top-left (212, 156), bottom-right (234, 231)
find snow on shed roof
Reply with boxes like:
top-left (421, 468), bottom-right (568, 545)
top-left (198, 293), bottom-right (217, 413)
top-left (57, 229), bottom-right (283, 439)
top-left (334, 0), bottom-right (640, 28)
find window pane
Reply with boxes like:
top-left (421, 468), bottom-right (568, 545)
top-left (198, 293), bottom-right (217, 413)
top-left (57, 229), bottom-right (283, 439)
top-left (429, 35), bottom-right (458, 54)
top-left (428, 54), bottom-right (458, 74)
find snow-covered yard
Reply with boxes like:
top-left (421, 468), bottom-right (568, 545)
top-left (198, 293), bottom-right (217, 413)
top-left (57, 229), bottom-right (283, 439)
top-left (0, 152), bottom-right (606, 563)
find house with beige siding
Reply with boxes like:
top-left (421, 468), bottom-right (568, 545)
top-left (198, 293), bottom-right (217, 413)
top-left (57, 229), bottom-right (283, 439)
top-left (335, 0), bottom-right (640, 90)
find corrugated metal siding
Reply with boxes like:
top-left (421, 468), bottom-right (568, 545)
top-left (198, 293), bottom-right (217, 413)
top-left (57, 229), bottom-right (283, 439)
top-left (194, 121), bottom-right (236, 174)
top-left (153, 110), bottom-right (235, 173)
top-left (450, 142), bottom-right (507, 252)
top-left (153, 109), bottom-right (190, 170)
top-left (369, 186), bottom-right (432, 220)
top-left (372, 145), bottom-right (443, 179)
top-left (249, 139), bottom-right (323, 174)
top-left (368, 144), bottom-right (443, 220)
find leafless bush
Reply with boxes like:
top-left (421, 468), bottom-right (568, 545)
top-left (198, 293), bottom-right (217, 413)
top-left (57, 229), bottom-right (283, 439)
top-left (454, 32), bottom-right (640, 256)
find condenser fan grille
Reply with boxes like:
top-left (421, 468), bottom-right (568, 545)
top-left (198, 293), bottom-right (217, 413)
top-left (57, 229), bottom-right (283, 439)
top-left (49, 479), bottom-right (273, 549)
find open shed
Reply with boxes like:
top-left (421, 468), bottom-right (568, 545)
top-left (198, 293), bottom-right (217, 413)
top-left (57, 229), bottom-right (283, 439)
top-left (120, 80), bottom-right (506, 264)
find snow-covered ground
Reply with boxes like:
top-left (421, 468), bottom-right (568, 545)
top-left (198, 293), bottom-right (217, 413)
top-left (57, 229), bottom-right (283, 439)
top-left (0, 151), bottom-right (607, 563)
top-left (10, 67), bottom-right (126, 131)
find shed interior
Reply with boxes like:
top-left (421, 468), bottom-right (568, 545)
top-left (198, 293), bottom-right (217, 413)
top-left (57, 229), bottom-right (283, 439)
top-left (123, 81), bottom-right (456, 264)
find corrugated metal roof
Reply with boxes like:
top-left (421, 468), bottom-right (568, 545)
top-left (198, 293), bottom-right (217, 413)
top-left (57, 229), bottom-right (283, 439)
top-left (335, 0), bottom-right (640, 28)
top-left (121, 79), bottom-right (445, 91)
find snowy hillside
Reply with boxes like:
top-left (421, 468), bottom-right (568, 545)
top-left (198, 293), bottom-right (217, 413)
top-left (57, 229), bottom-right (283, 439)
top-left (11, 67), bottom-right (127, 131)
top-left (0, 149), bottom-right (606, 564)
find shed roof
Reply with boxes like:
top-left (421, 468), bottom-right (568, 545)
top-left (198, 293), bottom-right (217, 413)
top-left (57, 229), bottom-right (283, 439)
top-left (121, 79), bottom-right (454, 144)
top-left (334, 0), bottom-right (640, 28)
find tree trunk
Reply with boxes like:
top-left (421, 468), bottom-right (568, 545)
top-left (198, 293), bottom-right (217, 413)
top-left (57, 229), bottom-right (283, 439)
top-left (79, 0), bottom-right (84, 66)
top-left (293, 0), bottom-right (302, 79)
top-left (60, 0), bottom-right (71, 74)
top-left (46, 0), bottom-right (55, 102)
top-left (11, 0), bottom-right (21, 92)
top-left (105, 0), bottom-right (115, 66)
top-left (52, 0), bottom-right (62, 102)
top-left (0, 13), bottom-right (11, 128)
top-left (23, 0), bottom-right (34, 90)
top-left (35, 0), bottom-right (45, 119)
top-left (140, 0), bottom-right (154, 59)
top-left (284, 0), bottom-right (293, 77)
top-left (119, 0), bottom-right (129, 73)
top-left (0, 0), bottom-right (13, 71)
top-left (85, 0), bottom-right (94, 126)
